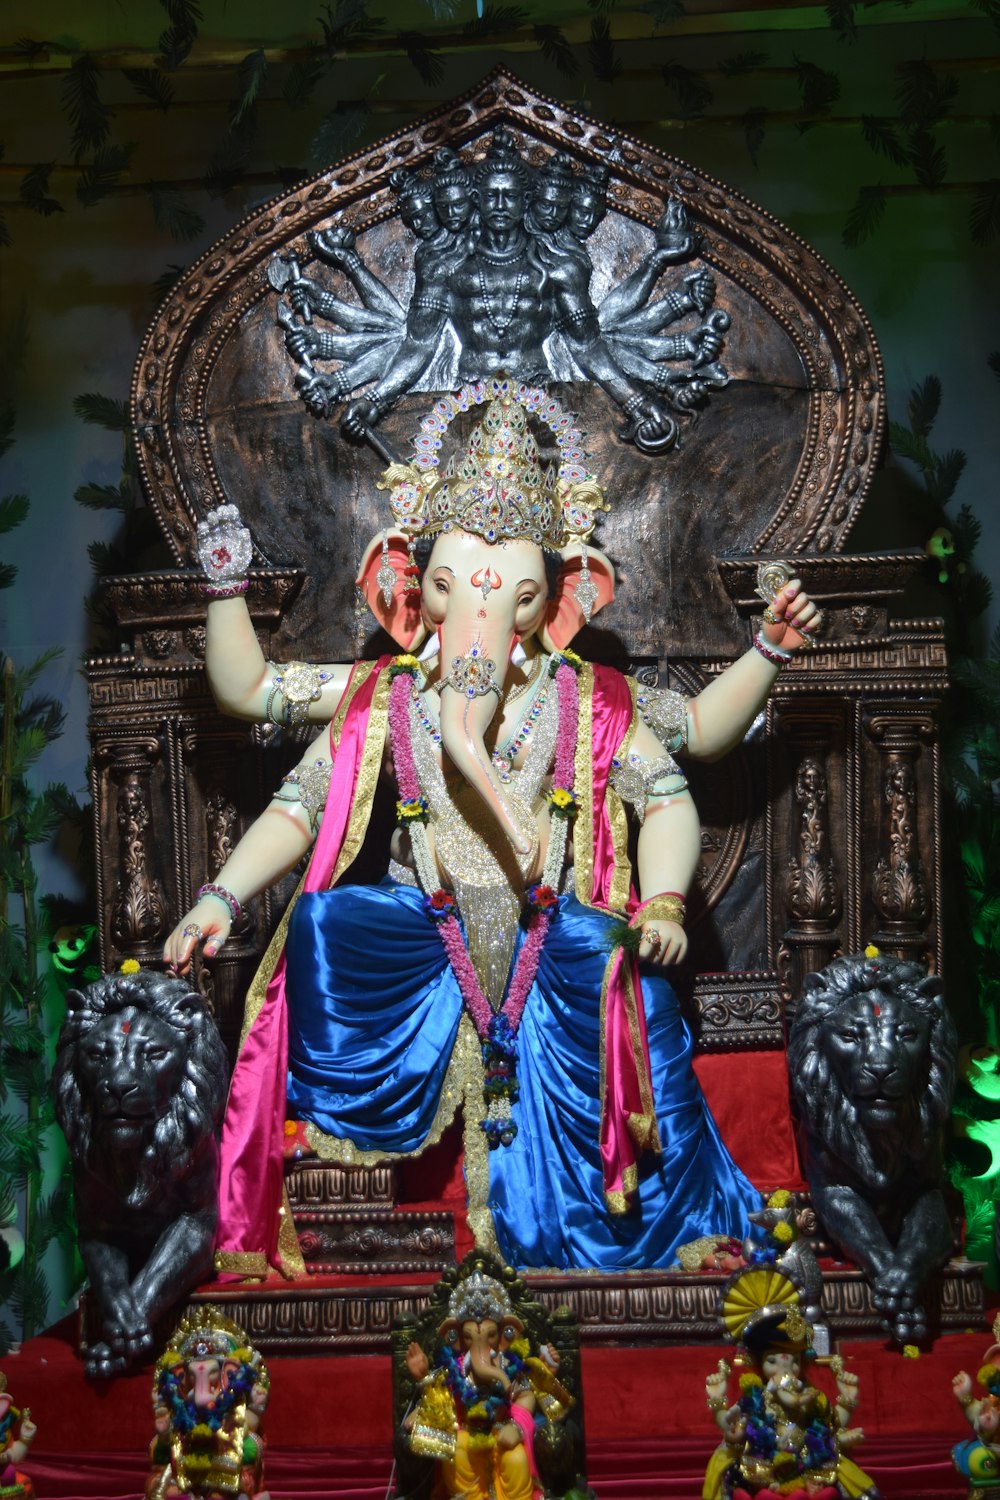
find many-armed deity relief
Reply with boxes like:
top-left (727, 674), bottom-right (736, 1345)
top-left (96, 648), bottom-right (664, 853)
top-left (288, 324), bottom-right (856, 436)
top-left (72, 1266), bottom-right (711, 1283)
top-left (270, 128), bottom-right (731, 459)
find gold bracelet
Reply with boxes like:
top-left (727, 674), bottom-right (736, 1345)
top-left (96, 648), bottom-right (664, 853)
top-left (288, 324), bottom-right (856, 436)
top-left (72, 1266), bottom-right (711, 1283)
top-left (706, 1396), bottom-right (726, 1411)
top-left (634, 894), bottom-right (686, 928)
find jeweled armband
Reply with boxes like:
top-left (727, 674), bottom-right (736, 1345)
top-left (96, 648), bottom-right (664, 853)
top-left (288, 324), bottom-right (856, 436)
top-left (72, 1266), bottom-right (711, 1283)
top-left (265, 662), bottom-right (333, 727)
top-left (636, 686), bottom-right (689, 753)
top-left (609, 752), bottom-right (687, 824)
top-left (275, 758), bottom-right (331, 829)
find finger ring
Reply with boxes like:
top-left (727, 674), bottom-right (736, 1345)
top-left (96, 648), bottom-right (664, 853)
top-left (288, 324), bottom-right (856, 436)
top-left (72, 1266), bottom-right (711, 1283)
top-left (762, 606), bottom-right (782, 625)
top-left (182, 923), bottom-right (204, 940)
top-left (642, 927), bottom-right (661, 947)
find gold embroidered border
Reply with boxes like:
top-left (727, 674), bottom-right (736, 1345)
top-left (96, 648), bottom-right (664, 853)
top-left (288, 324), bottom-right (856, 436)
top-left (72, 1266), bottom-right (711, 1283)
top-left (604, 1163), bottom-right (638, 1217)
top-left (304, 1013), bottom-right (483, 1174)
top-left (235, 659), bottom-right (381, 1057)
top-left (605, 785), bottom-right (632, 914)
top-left (596, 948), bottom-right (615, 1189)
top-left (236, 875), bottom-right (304, 1054)
top-left (213, 1250), bottom-right (269, 1278)
top-left (328, 664), bottom-right (392, 889)
top-left (573, 663), bottom-right (596, 907)
top-left (277, 1181), bottom-right (306, 1277)
top-left (622, 960), bottom-right (660, 1149)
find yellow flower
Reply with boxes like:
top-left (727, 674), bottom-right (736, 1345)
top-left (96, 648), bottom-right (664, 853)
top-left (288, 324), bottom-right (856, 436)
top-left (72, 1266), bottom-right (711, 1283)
top-left (394, 653), bottom-right (421, 670)
top-left (739, 1373), bottom-right (763, 1391)
top-left (550, 788), bottom-right (574, 809)
top-left (903, 1344), bottom-right (920, 1359)
top-left (767, 1188), bottom-right (791, 1209)
top-left (864, 943), bottom-right (880, 959)
top-left (120, 958), bottom-right (141, 974)
top-left (772, 1221), bottom-right (794, 1245)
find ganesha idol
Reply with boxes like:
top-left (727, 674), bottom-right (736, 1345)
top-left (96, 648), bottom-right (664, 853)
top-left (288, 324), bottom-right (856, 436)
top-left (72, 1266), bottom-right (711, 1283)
top-left (165, 378), bottom-right (820, 1277)
top-left (146, 1307), bottom-right (269, 1499)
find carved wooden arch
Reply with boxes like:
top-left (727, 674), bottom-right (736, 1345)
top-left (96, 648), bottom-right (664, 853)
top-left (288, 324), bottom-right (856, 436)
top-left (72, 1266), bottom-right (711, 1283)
top-left (131, 64), bottom-right (884, 669)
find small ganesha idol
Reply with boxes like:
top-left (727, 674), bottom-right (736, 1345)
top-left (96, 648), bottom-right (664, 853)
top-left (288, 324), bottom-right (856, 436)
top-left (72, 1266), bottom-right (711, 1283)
top-left (703, 1267), bottom-right (879, 1500)
top-left (146, 1306), bottom-right (269, 1500)
top-left (953, 1314), bottom-right (1000, 1498)
top-left (0, 1372), bottom-right (36, 1500)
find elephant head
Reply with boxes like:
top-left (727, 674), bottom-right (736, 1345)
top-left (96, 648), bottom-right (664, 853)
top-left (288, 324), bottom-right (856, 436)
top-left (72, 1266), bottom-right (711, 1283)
top-left (357, 526), bottom-right (614, 855)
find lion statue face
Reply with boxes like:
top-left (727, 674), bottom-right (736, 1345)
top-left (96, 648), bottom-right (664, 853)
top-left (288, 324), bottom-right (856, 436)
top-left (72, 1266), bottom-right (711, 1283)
top-left (817, 990), bottom-right (933, 1132)
top-left (53, 969), bottom-right (229, 1210)
top-left (73, 1006), bottom-right (189, 1154)
top-left (787, 952), bottom-right (956, 1192)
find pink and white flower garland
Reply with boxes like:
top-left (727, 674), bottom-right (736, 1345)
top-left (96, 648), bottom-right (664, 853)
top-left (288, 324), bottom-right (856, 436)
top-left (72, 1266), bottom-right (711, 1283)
top-left (387, 654), bottom-right (580, 1146)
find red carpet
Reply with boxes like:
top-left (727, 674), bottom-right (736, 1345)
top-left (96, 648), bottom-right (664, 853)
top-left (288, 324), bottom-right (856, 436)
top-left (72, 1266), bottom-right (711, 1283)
top-left (5, 1319), bottom-right (987, 1498)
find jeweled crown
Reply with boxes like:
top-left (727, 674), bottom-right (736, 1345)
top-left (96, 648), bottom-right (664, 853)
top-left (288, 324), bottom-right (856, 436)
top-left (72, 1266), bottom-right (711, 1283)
top-left (377, 378), bottom-right (608, 551)
top-left (447, 1269), bottom-right (513, 1325)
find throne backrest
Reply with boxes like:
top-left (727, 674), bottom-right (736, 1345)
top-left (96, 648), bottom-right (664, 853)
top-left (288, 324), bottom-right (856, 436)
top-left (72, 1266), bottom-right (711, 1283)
top-left (92, 70), bottom-right (944, 1077)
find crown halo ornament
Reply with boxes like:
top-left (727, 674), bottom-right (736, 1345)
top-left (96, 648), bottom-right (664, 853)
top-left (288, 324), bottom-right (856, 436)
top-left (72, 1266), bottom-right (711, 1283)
top-left (376, 377), bottom-right (609, 551)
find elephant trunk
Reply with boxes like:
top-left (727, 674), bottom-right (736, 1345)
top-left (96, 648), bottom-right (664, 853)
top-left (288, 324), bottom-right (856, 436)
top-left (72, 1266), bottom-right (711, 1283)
top-left (437, 627), bottom-right (531, 857)
top-left (466, 1330), bottom-right (509, 1390)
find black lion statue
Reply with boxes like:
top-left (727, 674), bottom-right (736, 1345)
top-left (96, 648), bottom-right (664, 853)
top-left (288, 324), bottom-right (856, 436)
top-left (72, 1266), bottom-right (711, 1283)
top-left (787, 950), bottom-right (957, 1343)
top-left (53, 966), bottom-right (228, 1378)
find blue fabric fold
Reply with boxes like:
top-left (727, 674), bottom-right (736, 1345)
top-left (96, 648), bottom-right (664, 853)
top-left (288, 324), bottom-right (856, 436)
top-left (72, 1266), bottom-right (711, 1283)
top-left (285, 880), bottom-right (760, 1269)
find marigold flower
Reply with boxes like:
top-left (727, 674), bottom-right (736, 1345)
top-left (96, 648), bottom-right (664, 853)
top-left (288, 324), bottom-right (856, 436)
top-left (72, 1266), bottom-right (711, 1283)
top-left (767, 1188), bottom-right (791, 1209)
top-left (772, 1221), bottom-right (794, 1245)
top-left (119, 958), bottom-right (141, 974)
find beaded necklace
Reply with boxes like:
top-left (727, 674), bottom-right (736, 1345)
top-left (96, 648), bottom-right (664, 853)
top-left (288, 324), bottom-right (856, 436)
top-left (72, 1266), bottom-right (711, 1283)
top-left (415, 656), bottom-right (551, 781)
top-left (387, 652), bottom-right (581, 1147)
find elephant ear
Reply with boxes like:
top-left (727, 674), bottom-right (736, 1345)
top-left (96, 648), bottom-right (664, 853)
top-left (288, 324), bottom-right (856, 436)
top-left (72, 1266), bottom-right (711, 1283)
top-left (540, 544), bottom-right (615, 652)
top-left (356, 529), bottom-right (427, 651)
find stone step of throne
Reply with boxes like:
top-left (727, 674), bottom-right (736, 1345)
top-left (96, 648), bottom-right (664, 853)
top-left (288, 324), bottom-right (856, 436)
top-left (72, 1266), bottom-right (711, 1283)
top-left (182, 1259), bottom-right (985, 1355)
top-left (197, 1158), bottom-right (982, 1353)
top-left (293, 1208), bottom-right (456, 1274)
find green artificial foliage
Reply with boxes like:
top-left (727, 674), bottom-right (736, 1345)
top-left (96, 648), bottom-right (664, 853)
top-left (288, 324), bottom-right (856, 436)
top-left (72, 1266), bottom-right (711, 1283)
top-left (0, 653), bottom-right (85, 1349)
top-left (886, 370), bottom-right (1000, 1287)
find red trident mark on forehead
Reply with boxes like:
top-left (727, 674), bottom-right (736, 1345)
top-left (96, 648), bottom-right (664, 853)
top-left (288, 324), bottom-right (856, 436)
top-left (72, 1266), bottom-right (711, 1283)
top-left (121, 1020), bottom-right (131, 1034)
top-left (873, 1002), bottom-right (881, 1018)
top-left (471, 567), bottom-right (502, 600)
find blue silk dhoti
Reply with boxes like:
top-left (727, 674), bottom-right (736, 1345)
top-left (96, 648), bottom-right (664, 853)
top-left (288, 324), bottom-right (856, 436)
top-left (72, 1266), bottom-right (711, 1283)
top-left (285, 880), bottom-right (759, 1270)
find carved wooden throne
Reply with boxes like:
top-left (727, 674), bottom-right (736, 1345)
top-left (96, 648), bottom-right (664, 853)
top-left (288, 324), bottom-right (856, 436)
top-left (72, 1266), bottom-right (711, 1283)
top-left (88, 68), bottom-right (976, 1350)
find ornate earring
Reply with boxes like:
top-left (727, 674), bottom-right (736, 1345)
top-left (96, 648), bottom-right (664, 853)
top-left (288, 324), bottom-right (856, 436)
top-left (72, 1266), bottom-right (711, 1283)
top-left (376, 531), bottom-right (396, 609)
top-left (574, 541), bottom-right (599, 623)
top-left (403, 536), bottom-right (421, 595)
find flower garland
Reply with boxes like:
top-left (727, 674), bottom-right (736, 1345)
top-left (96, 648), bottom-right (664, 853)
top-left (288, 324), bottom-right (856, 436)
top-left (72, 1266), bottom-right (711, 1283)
top-left (388, 651), bottom-right (580, 1148)
top-left (156, 1359), bottom-right (256, 1436)
top-left (736, 1377), bottom-right (839, 1480)
top-left (435, 1344), bottom-right (529, 1450)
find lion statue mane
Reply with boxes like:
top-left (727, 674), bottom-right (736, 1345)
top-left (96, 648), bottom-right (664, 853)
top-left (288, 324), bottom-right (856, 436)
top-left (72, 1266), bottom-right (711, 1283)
top-left (787, 950), bottom-right (957, 1343)
top-left (53, 967), bottom-right (228, 1378)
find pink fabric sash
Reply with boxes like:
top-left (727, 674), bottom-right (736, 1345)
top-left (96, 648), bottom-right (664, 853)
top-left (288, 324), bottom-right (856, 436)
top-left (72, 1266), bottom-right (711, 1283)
top-left (587, 665), bottom-right (659, 1211)
top-left (214, 658), bottom-right (390, 1273)
top-left (508, 1402), bottom-right (541, 1496)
